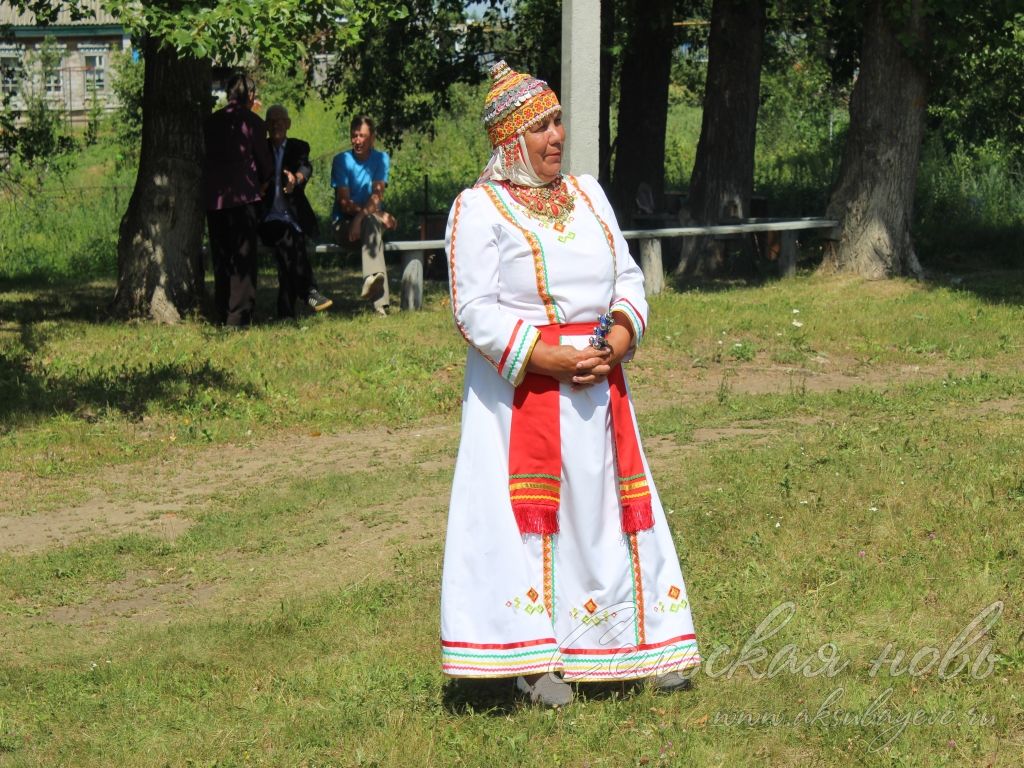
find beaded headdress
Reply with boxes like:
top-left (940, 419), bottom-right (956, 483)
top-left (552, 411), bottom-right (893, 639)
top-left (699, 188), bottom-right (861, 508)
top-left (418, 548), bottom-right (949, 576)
top-left (482, 60), bottom-right (561, 148)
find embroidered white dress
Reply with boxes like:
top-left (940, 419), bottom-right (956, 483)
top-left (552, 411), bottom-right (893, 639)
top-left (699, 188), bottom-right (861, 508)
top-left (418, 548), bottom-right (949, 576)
top-left (440, 174), bottom-right (699, 681)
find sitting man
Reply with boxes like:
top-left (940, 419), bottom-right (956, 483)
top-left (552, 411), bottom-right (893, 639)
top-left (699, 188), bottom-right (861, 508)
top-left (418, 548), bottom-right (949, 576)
top-left (331, 115), bottom-right (397, 316)
top-left (259, 104), bottom-right (333, 318)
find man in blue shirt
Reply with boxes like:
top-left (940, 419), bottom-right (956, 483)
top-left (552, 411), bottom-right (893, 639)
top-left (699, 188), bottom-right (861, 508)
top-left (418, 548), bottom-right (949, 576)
top-left (331, 116), bottom-right (397, 316)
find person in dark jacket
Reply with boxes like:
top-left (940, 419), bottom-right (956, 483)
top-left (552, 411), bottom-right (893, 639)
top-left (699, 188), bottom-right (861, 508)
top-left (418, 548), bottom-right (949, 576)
top-left (260, 104), bottom-right (333, 318)
top-left (204, 72), bottom-right (273, 327)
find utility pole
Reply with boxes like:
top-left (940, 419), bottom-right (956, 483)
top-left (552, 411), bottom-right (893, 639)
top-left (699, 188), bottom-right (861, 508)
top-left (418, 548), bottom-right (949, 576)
top-left (560, 0), bottom-right (601, 178)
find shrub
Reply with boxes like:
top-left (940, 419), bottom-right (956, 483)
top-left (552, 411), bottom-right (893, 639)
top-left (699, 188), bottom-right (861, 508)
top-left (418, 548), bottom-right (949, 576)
top-left (914, 136), bottom-right (1024, 268)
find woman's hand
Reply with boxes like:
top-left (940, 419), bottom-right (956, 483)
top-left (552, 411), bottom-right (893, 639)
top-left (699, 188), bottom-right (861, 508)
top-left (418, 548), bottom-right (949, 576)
top-left (526, 322), bottom-right (634, 389)
top-left (568, 325), bottom-right (633, 388)
top-left (526, 341), bottom-right (605, 385)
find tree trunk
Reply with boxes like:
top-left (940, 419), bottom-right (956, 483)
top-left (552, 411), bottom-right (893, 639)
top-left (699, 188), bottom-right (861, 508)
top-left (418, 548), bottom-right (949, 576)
top-left (112, 37), bottom-right (211, 322)
top-left (821, 0), bottom-right (927, 279)
top-left (679, 0), bottom-right (766, 276)
top-left (610, 0), bottom-right (675, 222)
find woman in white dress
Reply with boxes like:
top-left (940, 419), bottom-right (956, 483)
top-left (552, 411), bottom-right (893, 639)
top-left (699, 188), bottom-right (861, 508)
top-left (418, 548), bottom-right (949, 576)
top-left (440, 61), bottom-right (700, 706)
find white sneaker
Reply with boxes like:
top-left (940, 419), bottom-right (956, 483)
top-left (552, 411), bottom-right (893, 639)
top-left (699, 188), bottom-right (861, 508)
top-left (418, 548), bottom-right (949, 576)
top-left (360, 272), bottom-right (385, 300)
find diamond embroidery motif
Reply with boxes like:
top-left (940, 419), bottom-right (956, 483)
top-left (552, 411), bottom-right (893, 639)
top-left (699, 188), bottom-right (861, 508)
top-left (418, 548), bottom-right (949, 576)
top-left (668, 585), bottom-right (681, 600)
top-left (584, 598), bottom-right (598, 614)
top-left (527, 587), bottom-right (539, 603)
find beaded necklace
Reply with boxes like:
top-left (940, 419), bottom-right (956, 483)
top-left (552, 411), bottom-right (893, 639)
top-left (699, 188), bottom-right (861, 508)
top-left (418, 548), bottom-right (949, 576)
top-left (501, 177), bottom-right (575, 231)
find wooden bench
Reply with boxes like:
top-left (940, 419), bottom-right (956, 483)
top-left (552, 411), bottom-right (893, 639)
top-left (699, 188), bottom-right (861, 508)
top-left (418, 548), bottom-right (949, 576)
top-left (621, 217), bottom-right (839, 294)
top-left (313, 216), bottom-right (839, 308)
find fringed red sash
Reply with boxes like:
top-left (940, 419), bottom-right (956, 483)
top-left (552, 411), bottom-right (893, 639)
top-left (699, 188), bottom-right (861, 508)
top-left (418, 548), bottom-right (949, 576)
top-left (509, 322), bottom-right (654, 536)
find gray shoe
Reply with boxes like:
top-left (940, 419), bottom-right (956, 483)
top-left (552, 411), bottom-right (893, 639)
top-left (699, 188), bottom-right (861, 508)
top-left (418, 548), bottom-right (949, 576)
top-left (650, 670), bottom-right (693, 692)
top-left (516, 673), bottom-right (574, 707)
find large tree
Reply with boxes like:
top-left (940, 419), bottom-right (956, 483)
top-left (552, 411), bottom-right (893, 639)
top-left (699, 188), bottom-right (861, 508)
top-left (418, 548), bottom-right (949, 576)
top-left (823, 0), bottom-right (1019, 277)
top-left (678, 0), bottom-right (766, 275)
top-left (821, 0), bottom-right (927, 278)
top-left (609, 0), bottom-right (677, 220)
top-left (113, 37), bottom-right (211, 321)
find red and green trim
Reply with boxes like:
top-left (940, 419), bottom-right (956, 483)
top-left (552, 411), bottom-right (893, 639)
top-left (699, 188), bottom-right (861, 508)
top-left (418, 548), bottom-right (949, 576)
top-left (611, 297), bottom-right (647, 346)
top-left (482, 182), bottom-right (564, 324)
top-left (441, 634), bottom-right (700, 680)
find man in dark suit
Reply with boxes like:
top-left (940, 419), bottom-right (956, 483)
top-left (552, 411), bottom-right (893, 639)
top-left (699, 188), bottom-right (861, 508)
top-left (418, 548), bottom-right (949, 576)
top-left (260, 104), bottom-right (333, 318)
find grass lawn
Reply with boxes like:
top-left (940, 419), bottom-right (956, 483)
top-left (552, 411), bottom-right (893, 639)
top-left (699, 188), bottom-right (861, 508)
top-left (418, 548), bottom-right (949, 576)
top-left (1, 269), bottom-right (1023, 766)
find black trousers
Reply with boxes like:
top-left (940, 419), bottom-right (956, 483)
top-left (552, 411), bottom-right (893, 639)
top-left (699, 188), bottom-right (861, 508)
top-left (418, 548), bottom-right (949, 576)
top-left (259, 219), bottom-right (318, 318)
top-left (207, 203), bottom-right (261, 326)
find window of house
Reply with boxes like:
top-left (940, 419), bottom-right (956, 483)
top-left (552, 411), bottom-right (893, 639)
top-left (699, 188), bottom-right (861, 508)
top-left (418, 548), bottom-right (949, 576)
top-left (44, 67), bottom-right (62, 96)
top-left (84, 53), bottom-right (105, 93)
top-left (0, 55), bottom-right (23, 98)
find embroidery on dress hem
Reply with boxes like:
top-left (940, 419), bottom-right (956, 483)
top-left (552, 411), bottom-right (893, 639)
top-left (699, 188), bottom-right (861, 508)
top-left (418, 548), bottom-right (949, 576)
top-left (506, 588), bottom-right (547, 615)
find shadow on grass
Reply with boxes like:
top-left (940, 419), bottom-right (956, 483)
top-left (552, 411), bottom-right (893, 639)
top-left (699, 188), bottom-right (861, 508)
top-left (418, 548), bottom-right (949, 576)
top-left (440, 678), bottom-right (647, 714)
top-left (441, 678), bottom-right (520, 715)
top-left (921, 268), bottom-right (1024, 306)
top-left (0, 311), bottom-right (257, 425)
top-left (0, 282), bottom-right (116, 324)
top-left (667, 246), bottom-right (1024, 307)
top-left (0, 344), bottom-right (255, 425)
top-left (0, 257), bottom-right (417, 327)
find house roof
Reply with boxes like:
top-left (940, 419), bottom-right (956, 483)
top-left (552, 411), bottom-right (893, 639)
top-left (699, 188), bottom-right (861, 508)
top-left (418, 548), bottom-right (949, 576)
top-left (0, 1), bottom-right (121, 27)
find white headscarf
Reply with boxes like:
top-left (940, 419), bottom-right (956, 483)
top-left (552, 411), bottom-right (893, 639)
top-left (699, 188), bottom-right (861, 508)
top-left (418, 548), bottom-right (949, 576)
top-left (476, 134), bottom-right (550, 188)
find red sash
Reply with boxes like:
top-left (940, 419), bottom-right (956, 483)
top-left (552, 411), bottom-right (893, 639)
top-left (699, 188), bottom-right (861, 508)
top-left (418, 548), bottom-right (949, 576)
top-left (508, 322), bottom-right (654, 536)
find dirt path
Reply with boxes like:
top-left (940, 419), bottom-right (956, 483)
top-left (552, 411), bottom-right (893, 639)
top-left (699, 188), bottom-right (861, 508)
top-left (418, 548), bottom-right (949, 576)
top-left (0, 421), bottom-right (456, 554)
top-left (1, 356), bottom-right (983, 557)
top-left (3, 356), bottom-right (1017, 629)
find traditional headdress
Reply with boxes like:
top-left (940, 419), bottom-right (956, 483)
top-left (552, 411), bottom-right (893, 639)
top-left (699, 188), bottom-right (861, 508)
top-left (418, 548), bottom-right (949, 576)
top-left (477, 60), bottom-right (562, 187)
top-left (483, 60), bottom-right (560, 147)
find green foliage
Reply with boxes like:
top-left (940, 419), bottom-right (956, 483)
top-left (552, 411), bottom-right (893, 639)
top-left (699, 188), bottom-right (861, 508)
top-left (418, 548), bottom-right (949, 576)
top-left (317, 0), bottom-right (489, 143)
top-left (663, 103), bottom-right (702, 190)
top-left (929, 12), bottom-right (1024, 167)
top-left (0, 137), bottom-right (132, 282)
top-left (495, 0), bottom-right (563, 92)
top-left (109, 50), bottom-right (144, 161)
top-left (755, 44), bottom-right (849, 216)
top-left (914, 135), bottom-right (1024, 268)
top-left (82, 89), bottom-right (102, 147)
top-left (383, 84), bottom-right (493, 227)
top-left (669, 40), bottom-right (708, 108)
top-left (11, 1), bottom-right (391, 68)
top-left (0, 37), bottom-right (75, 171)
